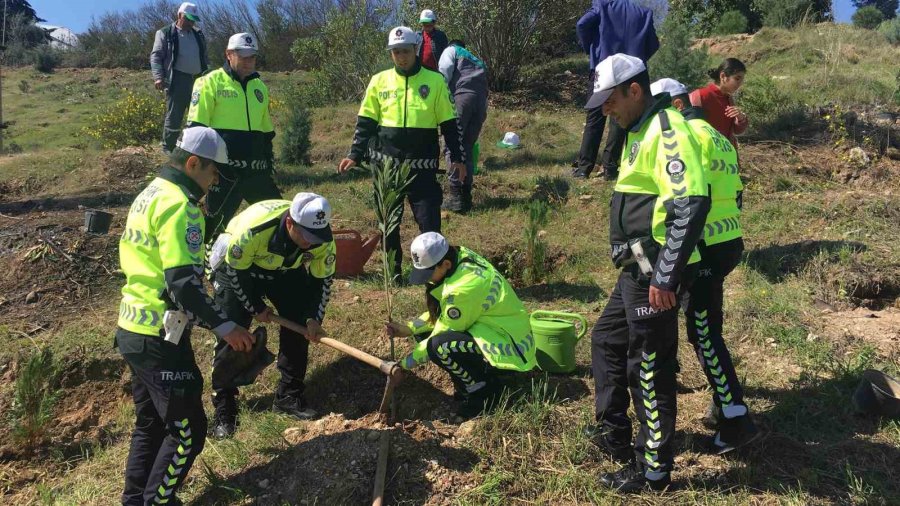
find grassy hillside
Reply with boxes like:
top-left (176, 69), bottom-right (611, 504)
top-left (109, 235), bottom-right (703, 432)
top-left (0, 22), bottom-right (898, 505)
top-left (698, 23), bottom-right (900, 106)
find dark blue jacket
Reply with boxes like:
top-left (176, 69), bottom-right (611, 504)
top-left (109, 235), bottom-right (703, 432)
top-left (576, 0), bottom-right (659, 71)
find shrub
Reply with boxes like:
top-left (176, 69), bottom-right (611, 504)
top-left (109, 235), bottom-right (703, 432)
top-left (738, 75), bottom-right (808, 137)
top-left (10, 348), bottom-right (60, 448)
top-left (410, 0), bottom-right (572, 91)
top-left (852, 6), bottom-right (885, 29)
top-left (523, 200), bottom-right (549, 285)
top-left (878, 17), bottom-right (900, 44)
top-left (32, 47), bottom-right (61, 73)
top-left (279, 103), bottom-right (313, 165)
top-left (290, 5), bottom-right (388, 103)
top-left (648, 17), bottom-right (710, 89)
top-left (714, 10), bottom-right (749, 34)
top-left (755, 0), bottom-right (831, 28)
top-left (84, 91), bottom-right (166, 149)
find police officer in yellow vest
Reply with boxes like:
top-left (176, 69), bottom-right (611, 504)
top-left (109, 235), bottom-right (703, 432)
top-left (338, 26), bottom-right (466, 281)
top-left (187, 32), bottom-right (281, 237)
top-left (207, 192), bottom-right (336, 438)
top-left (116, 126), bottom-right (256, 506)
top-left (651, 78), bottom-right (760, 453)
top-left (584, 55), bottom-right (710, 492)
top-left (385, 232), bottom-right (536, 418)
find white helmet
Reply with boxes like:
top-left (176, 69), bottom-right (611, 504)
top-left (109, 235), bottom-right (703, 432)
top-left (387, 26), bottom-right (419, 50)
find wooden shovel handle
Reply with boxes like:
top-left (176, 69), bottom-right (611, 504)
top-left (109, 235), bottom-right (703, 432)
top-left (270, 314), bottom-right (397, 376)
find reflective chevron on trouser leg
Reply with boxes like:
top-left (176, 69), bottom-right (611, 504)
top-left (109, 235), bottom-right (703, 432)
top-left (427, 331), bottom-right (500, 395)
top-left (152, 418), bottom-right (193, 504)
top-left (694, 310), bottom-right (734, 407)
top-left (639, 351), bottom-right (663, 470)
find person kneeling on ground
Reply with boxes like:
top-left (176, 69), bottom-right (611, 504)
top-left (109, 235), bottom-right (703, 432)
top-left (385, 232), bottom-right (537, 418)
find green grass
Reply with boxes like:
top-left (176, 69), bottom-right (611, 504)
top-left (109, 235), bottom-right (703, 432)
top-left (1, 38), bottom-right (899, 504)
top-left (708, 24), bottom-right (900, 107)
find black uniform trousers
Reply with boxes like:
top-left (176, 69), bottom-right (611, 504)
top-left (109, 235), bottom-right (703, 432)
top-left (591, 267), bottom-right (682, 478)
top-left (385, 168), bottom-right (442, 277)
top-left (425, 331), bottom-right (498, 394)
top-left (211, 267), bottom-right (315, 421)
top-left (576, 104), bottom-right (627, 178)
top-left (205, 165), bottom-right (282, 239)
top-left (682, 238), bottom-right (747, 418)
top-left (116, 327), bottom-right (207, 506)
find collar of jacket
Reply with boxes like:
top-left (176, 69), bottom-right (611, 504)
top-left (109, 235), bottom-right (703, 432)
top-left (223, 61), bottom-right (261, 86)
top-left (268, 212), bottom-right (300, 257)
top-left (159, 165), bottom-right (203, 202)
top-left (681, 105), bottom-right (704, 122)
top-left (428, 247), bottom-right (482, 298)
top-left (395, 59), bottom-right (423, 78)
top-left (628, 92), bottom-right (672, 133)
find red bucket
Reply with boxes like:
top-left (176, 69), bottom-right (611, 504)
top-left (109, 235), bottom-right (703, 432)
top-left (333, 229), bottom-right (381, 277)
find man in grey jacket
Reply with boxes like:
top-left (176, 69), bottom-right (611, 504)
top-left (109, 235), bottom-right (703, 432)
top-left (151, 2), bottom-right (209, 154)
top-left (439, 40), bottom-right (488, 214)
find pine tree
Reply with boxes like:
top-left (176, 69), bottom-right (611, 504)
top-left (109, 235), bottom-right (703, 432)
top-left (852, 0), bottom-right (899, 19)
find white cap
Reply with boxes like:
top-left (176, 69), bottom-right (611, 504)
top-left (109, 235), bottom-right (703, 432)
top-left (176, 126), bottom-right (228, 164)
top-left (177, 2), bottom-right (199, 22)
top-left (409, 232), bottom-right (450, 285)
top-left (651, 78), bottom-right (690, 98)
top-left (419, 9), bottom-right (437, 23)
top-left (227, 32), bottom-right (258, 57)
top-left (496, 131), bottom-right (521, 149)
top-left (585, 54), bottom-right (647, 109)
top-left (289, 192), bottom-right (333, 244)
top-left (387, 26), bottom-right (419, 50)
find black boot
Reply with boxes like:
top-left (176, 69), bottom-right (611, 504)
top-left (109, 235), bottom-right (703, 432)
top-left (713, 414), bottom-right (761, 455)
top-left (212, 415), bottom-right (237, 440)
top-left (442, 186), bottom-right (465, 213)
top-left (583, 425), bottom-right (633, 464)
top-left (456, 383), bottom-right (502, 418)
top-left (599, 461), bottom-right (671, 493)
top-left (273, 394), bottom-right (318, 421)
top-left (460, 186), bottom-right (473, 214)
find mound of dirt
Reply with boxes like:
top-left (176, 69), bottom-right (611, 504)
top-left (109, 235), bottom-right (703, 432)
top-left (201, 413), bottom-right (479, 505)
top-left (101, 146), bottom-right (160, 188)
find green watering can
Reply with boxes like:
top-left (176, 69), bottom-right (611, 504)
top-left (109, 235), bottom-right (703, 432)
top-left (530, 310), bottom-right (588, 374)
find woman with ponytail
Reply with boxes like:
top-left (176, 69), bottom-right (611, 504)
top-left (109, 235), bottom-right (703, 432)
top-left (690, 58), bottom-right (749, 148)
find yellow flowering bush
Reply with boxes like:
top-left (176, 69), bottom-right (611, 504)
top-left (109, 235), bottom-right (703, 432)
top-left (83, 91), bottom-right (165, 149)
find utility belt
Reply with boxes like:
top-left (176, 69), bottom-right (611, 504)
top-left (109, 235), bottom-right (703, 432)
top-left (118, 301), bottom-right (190, 346)
top-left (613, 237), bottom-right (660, 276)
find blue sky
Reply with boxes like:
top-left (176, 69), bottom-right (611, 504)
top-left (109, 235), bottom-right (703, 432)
top-left (35, 0), bottom-right (860, 33)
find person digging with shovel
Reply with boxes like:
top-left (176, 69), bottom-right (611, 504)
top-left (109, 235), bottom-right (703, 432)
top-left (384, 232), bottom-right (537, 418)
top-left (207, 192), bottom-right (336, 438)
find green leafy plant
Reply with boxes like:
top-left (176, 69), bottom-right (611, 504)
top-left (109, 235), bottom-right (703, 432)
top-left (738, 75), bottom-right (808, 137)
top-left (10, 348), bottom-right (60, 449)
top-left (32, 46), bottom-right (61, 73)
top-left (370, 159), bottom-right (415, 359)
top-left (648, 17), bottom-right (710, 89)
top-left (878, 17), bottom-right (900, 44)
top-left (714, 10), bottom-right (749, 34)
top-left (278, 102), bottom-right (313, 165)
top-left (523, 200), bottom-right (549, 285)
top-left (852, 6), bottom-right (885, 29)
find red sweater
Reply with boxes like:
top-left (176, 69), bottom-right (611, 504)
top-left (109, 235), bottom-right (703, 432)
top-left (421, 31), bottom-right (437, 70)
top-left (690, 84), bottom-right (749, 147)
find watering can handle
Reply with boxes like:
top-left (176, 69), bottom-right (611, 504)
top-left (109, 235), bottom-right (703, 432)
top-left (530, 310), bottom-right (589, 341)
